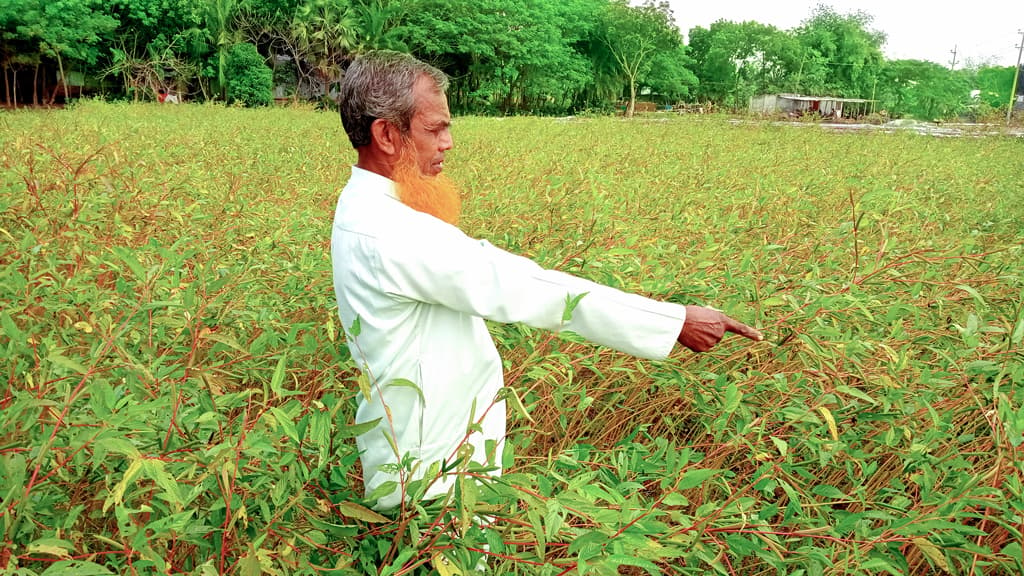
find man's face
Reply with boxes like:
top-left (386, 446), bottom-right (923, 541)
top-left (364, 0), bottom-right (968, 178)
top-left (402, 76), bottom-right (453, 176)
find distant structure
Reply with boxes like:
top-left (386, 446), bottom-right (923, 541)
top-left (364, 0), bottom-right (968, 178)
top-left (749, 93), bottom-right (874, 118)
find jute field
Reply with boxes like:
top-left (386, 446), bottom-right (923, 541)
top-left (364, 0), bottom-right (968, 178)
top-left (1, 101), bottom-right (1022, 575)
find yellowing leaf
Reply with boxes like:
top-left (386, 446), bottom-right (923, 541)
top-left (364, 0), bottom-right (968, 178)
top-left (818, 406), bottom-right (839, 441)
top-left (239, 543), bottom-right (261, 576)
top-left (913, 537), bottom-right (950, 573)
top-left (103, 457), bottom-right (144, 512)
top-left (337, 501), bottom-right (389, 523)
top-left (27, 543), bottom-right (72, 559)
top-left (497, 386), bottom-right (534, 424)
top-left (73, 321), bottom-right (93, 333)
top-left (356, 373), bottom-right (372, 400)
top-left (431, 552), bottom-right (464, 576)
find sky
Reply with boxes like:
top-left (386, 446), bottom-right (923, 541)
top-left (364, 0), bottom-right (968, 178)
top-left (665, 0), bottom-right (1024, 68)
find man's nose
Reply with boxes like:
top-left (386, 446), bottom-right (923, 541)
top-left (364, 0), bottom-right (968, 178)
top-left (439, 129), bottom-right (453, 152)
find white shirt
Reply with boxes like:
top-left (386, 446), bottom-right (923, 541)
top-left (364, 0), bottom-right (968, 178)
top-left (331, 166), bottom-right (687, 509)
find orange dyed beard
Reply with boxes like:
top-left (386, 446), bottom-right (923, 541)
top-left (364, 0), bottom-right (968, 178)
top-left (392, 141), bottom-right (462, 226)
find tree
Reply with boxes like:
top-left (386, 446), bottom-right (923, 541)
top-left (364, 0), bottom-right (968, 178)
top-left (103, 0), bottom-right (201, 98)
top-left (225, 41), bottom-right (272, 105)
top-left (350, 0), bottom-right (408, 52)
top-left (15, 0), bottom-right (118, 104)
top-left (0, 0), bottom-right (33, 105)
top-left (642, 44), bottom-right (697, 103)
top-left (597, 0), bottom-right (682, 117)
top-left (688, 19), bottom-right (801, 108)
top-left (971, 65), bottom-right (1016, 110)
top-left (879, 59), bottom-right (969, 120)
top-left (404, 0), bottom-right (596, 114)
top-left (795, 4), bottom-right (885, 98)
top-left (289, 0), bottom-right (356, 101)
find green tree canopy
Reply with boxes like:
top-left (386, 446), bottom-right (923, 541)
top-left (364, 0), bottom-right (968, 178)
top-left (15, 0), bottom-right (118, 102)
top-left (795, 4), bottom-right (886, 97)
top-left (598, 0), bottom-right (683, 117)
top-left (879, 59), bottom-right (970, 120)
top-left (688, 19), bottom-right (801, 108)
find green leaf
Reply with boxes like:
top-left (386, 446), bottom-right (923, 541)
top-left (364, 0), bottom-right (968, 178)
top-left (677, 468), bottom-right (717, 490)
top-left (239, 543), bottom-right (261, 576)
top-left (337, 417), bottom-right (382, 439)
top-left (568, 530), bottom-right (609, 560)
top-left (859, 557), bottom-right (904, 576)
top-left (141, 459), bottom-right (183, 506)
top-left (722, 382), bottom-right (741, 413)
top-left (386, 378), bottom-right (424, 403)
top-left (269, 407), bottom-right (300, 443)
top-left (1, 311), bottom-right (24, 341)
top-left (562, 291), bottom-right (589, 323)
top-left (1001, 542), bottom-right (1022, 568)
top-left (662, 492), bottom-right (688, 506)
top-left (770, 436), bottom-right (788, 458)
top-left (40, 560), bottom-right (114, 575)
top-left (110, 246), bottom-right (148, 282)
top-left (543, 499), bottom-right (564, 539)
top-left (954, 284), bottom-right (987, 306)
top-left (47, 352), bottom-right (88, 375)
top-left (94, 437), bottom-right (141, 459)
top-left (607, 554), bottom-right (662, 576)
top-left (1011, 314), bottom-right (1024, 345)
top-left (367, 481), bottom-right (398, 503)
top-left (270, 353), bottom-right (288, 397)
top-left (835, 385), bottom-right (878, 405)
top-left (811, 485), bottom-right (848, 499)
top-left (202, 332), bottom-right (249, 355)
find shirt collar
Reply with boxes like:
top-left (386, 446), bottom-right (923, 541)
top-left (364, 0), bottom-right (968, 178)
top-left (350, 165), bottom-right (399, 200)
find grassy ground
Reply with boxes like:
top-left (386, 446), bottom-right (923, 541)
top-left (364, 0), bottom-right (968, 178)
top-left (1, 101), bottom-right (1022, 575)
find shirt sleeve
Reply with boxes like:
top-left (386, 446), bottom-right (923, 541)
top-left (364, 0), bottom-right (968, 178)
top-left (374, 217), bottom-right (686, 360)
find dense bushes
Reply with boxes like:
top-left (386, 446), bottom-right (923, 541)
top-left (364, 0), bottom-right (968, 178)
top-left (225, 43), bottom-right (273, 107)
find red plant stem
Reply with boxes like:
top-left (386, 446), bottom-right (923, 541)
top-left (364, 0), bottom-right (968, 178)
top-left (218, 403), bottom-right (251, 573)
top-left (19, 306), bottom-right (138, 510)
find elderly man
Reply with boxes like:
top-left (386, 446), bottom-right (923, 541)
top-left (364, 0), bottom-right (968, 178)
top-left (331, 50), bottom-right (762, 511)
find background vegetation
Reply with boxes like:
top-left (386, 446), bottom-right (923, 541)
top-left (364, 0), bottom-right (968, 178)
top-left (1, 101), bottom-right (1022, 574)
top-left (1, 0), bottom-right (1021, 120)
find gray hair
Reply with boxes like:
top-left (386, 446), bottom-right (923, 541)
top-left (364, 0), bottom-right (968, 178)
top-left (339, 51), bottom-right (449, 149)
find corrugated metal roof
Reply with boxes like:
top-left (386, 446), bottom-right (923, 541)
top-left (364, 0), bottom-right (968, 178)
top-left (777, 94), bottom-right (874, 103)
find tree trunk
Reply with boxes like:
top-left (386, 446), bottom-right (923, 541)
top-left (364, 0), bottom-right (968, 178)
top-left (3, 61), bottom-right (9, 106)
top-left (11, 67), bottom-right (17, 109)
top-left (32, 63), bottom-right (39, 106)
top-left (627, 77), bottom-right (637, 118)
top-left (56, 52), bottom-right (68, 105)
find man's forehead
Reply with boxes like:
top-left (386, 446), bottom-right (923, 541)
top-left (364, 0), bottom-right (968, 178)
top-left (413, 83), bottom-right (450, 122)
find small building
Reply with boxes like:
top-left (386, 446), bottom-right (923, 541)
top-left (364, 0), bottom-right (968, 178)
top-left (749, 93), bottom-right (874, 118)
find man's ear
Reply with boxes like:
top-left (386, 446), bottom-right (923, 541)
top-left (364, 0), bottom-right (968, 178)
top-left (369, 118), bottom-right (400, 156)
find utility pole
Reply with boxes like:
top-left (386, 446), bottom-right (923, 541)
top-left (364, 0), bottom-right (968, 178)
top-left (949, 45), bottom-right (958, 70)
top-left (1008, 30), bottom-right (1024, 126)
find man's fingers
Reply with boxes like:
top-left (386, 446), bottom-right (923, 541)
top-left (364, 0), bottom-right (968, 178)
top-left (725, 318), bottom-right (763, 342)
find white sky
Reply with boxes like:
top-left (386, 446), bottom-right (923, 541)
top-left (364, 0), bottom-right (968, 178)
top-left (665, 1), bottom-right (1024, 68)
